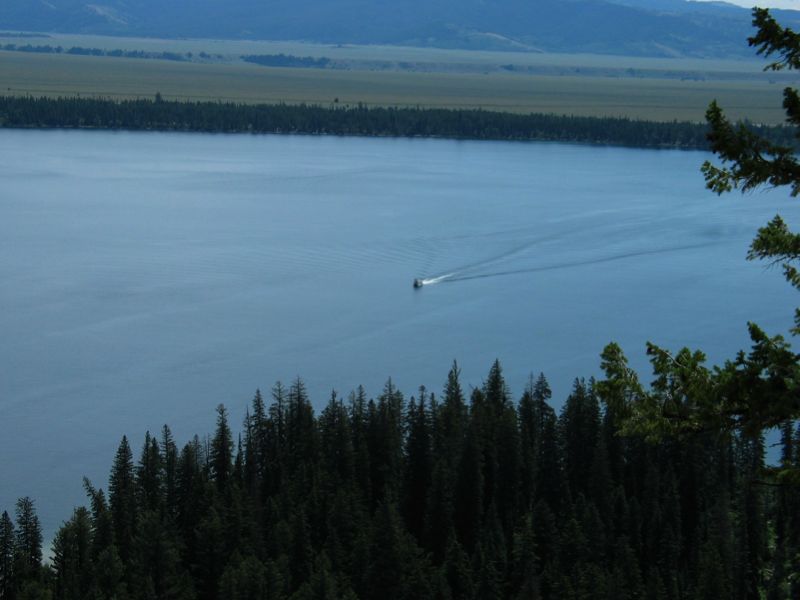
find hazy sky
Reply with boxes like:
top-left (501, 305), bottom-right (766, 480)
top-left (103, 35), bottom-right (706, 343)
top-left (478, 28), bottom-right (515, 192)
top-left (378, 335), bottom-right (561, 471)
top-left (700, 0), bottom-right (800, 8)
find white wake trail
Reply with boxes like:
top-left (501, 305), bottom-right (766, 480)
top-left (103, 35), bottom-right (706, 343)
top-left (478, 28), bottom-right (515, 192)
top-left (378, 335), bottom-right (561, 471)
top-left (420, 273), bottom-right (455, 286)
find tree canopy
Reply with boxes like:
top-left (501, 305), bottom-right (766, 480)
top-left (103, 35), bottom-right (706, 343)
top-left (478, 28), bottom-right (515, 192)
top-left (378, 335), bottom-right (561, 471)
top-left (4, 361), bottom-right (798, 599)
top-left (609, 8), bottom-right (800, 486)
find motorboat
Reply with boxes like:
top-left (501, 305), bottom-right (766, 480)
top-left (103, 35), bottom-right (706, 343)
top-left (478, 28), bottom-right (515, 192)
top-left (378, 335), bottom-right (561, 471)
top-left (413, 278), bottom-right (424, 288)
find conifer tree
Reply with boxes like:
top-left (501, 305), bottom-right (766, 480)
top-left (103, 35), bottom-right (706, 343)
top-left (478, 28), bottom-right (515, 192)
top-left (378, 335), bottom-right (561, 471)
top-left (13, 497), bottom-right (42, 586)
top-left (348, 385), bottom-right (372, 505)
top-left (522, 378), bottom-right (563, 514)
top-left (608, 9), bottom-right (800, 475)
top-left (440, 362), bottom-right (467, 459)
top-left (510, 514), bottom-right (541, 600)
top-left (129, 509), bottom-right (190, 600)
top-left (367, 380), bottom-right (405, 507)
top-left (440, 536), bottom-right (473, 600)
top-left (109, 435), bottom-right (137, 565)
top-left (366, 502), bottom-right (431, 600)
top-left (403, 391), bottom-right (432, 543)
top-left (51, 507), bottom-right (93, 600)
top-left (161, 425), bottom-right (179, 524)
top-left (454, 418), bottom-right (483, 552)
top-left (285, 377), bottom-right (318, 490)
top-left (559, 379), bottom-right (600, 499)
top-left (0, 511), bottom-right (14, 600)
top-left (3, 358), bottom-right (795, 598)
top-left (319, 391), bottom-right (356, 490)
top-left (136, 431), bottom-right (163, 514)
top-left (210, 404), bottom-right (233, 493)
top-left (175, 438), bottom-right (207, 579)
top-left (194, 507), bottom-right (226, 600)
top-left (424, 460), bottom-right (454, 563)
top-left (245, 390), bottom-right (265, 490)
top-left (425, 363), bottom-right (467, 561)
top-left (264, 382), bottom-right (287, 498)
top-left (518, 376), bottom-right (542, 512)
top-left (218, 554), bottom-right (273, 600)
top-left (733, 435), bottom-right (766, 600)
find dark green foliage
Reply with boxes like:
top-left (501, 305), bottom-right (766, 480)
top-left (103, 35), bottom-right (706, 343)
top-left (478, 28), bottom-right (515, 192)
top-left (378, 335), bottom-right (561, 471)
top-left (210, 404), bottom-right (233, 492)
top-left (2, 360), bottom-right (793, 598)
top-left (618, 8), bottom-right (800, 456)
top-left (218, 554), bottom-right (276, 600)
top-left (13, 498), bottom-right (42, 587)
top-left (136, 432), bottom-right (163, 514)
top-left (402, 392), bottom-right (432, 544)
top-left (51, 508), bottom-right (92, 600)
top-left (0, 43), bottom-right (191, 61)
top-left (0, 511), bottom-right (15, 600)
top-left (109, 436), bottom-right (136, 566)
top-left (3, 95), bottom-right (788, 150)
top-left (11, 14), bottom-right (800, 600)
top-left (241, 54), bottom-right (331, 69)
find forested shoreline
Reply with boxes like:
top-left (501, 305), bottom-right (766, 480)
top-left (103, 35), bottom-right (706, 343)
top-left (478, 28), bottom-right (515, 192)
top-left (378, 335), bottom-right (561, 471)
top-left (1, 95), bottom-right (792, 149)
top-left (2, 359), bottom-right (798, 600)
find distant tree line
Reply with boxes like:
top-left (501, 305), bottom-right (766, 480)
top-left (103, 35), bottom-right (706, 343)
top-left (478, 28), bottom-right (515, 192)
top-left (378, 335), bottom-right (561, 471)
top-left (242, 54), bottom-right (332, 69)
top-left (0, 44), bottom-right (194, 62)
top-left (2, 359), bottom-right (798, 599)
top-left (2, 95), bottom-right (794, 149)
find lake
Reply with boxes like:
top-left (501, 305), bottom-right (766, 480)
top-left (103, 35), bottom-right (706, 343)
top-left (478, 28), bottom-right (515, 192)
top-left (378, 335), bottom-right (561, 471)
top-left (0, 128), bottom-right (795, 540)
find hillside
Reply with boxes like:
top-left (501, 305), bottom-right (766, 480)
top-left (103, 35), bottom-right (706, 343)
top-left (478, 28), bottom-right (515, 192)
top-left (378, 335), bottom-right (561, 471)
top-left (2, 0), bottom-right (800, 57)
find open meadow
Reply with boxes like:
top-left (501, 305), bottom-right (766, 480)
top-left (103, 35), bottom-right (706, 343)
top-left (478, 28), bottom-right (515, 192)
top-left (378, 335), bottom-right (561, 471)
top-left (0, 32), bottom-right (790, 121)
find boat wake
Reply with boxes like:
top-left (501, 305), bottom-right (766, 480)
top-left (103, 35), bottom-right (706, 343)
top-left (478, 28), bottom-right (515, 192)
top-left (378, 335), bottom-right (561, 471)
top-left (420, 273), bottom-right (455, 286)
top-left (444, 242), bottom-right (718, 284)
top-left (413, 273), bottom-right (455, 288)
top-left (414, 242), bottom-right (719, 288)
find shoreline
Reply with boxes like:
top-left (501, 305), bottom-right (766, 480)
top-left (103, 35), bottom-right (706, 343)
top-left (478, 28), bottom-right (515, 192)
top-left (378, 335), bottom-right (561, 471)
top-left (0, 94), bottom-right (721, 150)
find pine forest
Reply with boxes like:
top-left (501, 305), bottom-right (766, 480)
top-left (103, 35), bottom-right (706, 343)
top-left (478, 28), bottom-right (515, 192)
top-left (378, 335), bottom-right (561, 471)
top-left (1, 358), bottom-right (798, 600)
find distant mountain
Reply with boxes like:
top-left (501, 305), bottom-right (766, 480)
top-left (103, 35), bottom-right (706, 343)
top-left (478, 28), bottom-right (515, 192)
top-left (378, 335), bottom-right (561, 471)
top-left (1, 0), bottom-right (799, 57)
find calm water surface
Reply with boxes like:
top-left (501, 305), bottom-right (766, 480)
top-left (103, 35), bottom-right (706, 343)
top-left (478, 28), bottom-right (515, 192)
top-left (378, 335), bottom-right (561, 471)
top-left (0, 129), bottom-right (796, 539)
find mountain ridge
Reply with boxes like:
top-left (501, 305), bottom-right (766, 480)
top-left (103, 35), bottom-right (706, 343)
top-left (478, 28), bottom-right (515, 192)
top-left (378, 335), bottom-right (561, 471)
top-left (1, 0), bottom-right (799, 58)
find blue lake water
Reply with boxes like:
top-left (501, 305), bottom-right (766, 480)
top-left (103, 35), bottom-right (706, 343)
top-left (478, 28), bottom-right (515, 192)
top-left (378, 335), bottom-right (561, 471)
top-left (0, 128), bottom-right (796, 540)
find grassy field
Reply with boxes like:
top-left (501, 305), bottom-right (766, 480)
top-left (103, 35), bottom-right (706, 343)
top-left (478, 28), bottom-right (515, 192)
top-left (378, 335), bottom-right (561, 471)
top-left (0, 34), bottom-right (789, 123)
top-left (0, 31), bottom-right (779, 73)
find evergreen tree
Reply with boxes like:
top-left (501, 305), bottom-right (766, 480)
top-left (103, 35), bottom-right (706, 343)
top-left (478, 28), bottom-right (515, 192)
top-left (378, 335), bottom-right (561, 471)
top-left (319, 392), bottom-right (354, 491)
top-left (51, 508), bottom-right (92, 600)
top-left (367, 380), bottom-right (405, 507)
top-left (696, 539), bottom-right (729, 600)
top-left (13, 497), bottom-right (42, 586)
top-left (441, 536), bottom-right (474, 600)
top-left (348, 385), bottom-right (372, 507)
top-left (210, 404), bottom-right (234, 493)
top-left (0, 511), bottom-right (14, 600)
top-left (559, 378), bottom-right (600, 499)
top-left (365, 502), bottom-right (432, 600)
top-left (454, 418), bottom-right (483, 552)
top-left (128, 509), bottom-right (192, 600)
top-left (510, 514), bottom-right (541, 600)
top-left (285, 378), bottom-right (318, 493)
top-left (403, 391), bottom-right (432, 544)
top-left (439, 362), bottom-right (468, 461)
top-left (2, 358), bottom-right (794, 599)
top-left (535, 400), bottom-right (563, 513)
top-left (162, 425), bottom-right (180, 524)
top-left (194, 508), bottom-right (226, 600)
top-left (109, 436), bottom-right (137, 565)
top-left (732, 435), bottom-right (766, 600)
top-left (175, 438), bottom-right (208, 583)
top-left (518, 376), bottom-right (541, 512)
top-left (614, 9), bottom-right (800, 476)
top-left (218, 554), bottom-right (274, 600)
top-left (425, 363), bottom-right (468, 561)
top-left (136, 431), bottom-right (163, 514)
